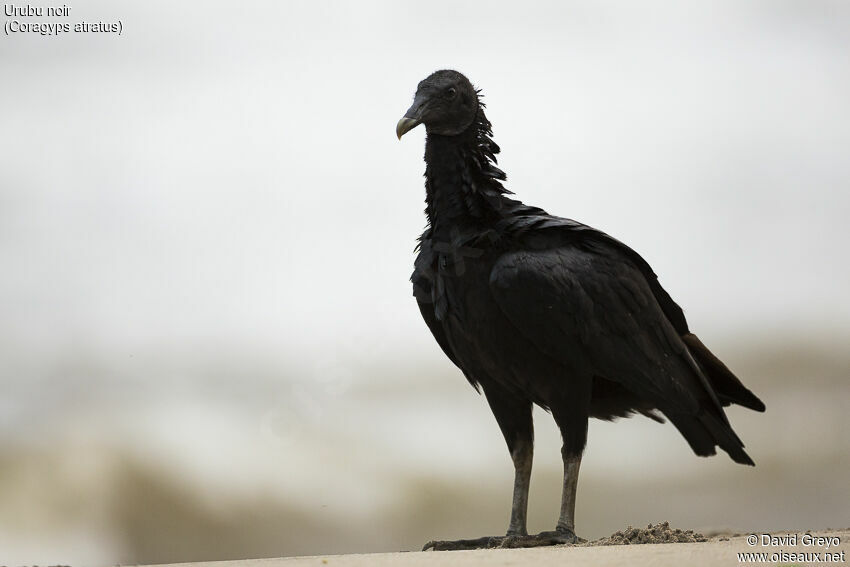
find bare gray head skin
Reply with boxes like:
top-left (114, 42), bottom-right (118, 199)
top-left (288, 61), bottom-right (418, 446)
top-left (397, 70), bottom-right (479, 139)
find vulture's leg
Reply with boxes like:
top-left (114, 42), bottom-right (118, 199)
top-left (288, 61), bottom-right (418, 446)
top-left (498, 450), bottom-right (585, 547)
top-left (532, 390), bottom-right (591, 544)
top-left (422, 383), bottom-right (590, 551)
top-left (487, 385), bottom-right (534, 537)
top-left (547, 451), bottom-right (583, 542)
top-left (506, 437), bottom-right (533, 535)
top-left (423, 385), bottom-right (533, 551)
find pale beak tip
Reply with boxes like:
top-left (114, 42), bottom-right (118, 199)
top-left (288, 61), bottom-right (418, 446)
top-left (396, 117), bottom-right (421, 140)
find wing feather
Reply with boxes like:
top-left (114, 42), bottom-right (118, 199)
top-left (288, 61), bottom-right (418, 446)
top-left (489, 244), bottom-right (711, 415)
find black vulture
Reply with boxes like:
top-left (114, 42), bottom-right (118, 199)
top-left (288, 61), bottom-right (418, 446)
top-left (397, 70), bottom-right (765, 551)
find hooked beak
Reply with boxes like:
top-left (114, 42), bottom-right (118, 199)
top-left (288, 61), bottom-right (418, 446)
top-left (396, 116), bottom-right (420, 140)
top-left (396, 95), bottom-right (428, 140)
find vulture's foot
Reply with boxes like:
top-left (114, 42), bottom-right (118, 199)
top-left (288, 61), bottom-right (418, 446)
top-left (422, 529), bottom-right (583, 551)
top-left (523, 528), bottom-right (584, 546)
top-left (422, 536), bottom-right (502, 551)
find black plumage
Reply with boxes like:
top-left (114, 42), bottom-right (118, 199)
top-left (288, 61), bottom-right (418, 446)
top-left (397, 70), bottom-right (764, 550)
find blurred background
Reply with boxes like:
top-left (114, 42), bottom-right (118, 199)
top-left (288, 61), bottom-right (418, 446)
top-left (1, 0), bottom-right (849, 564)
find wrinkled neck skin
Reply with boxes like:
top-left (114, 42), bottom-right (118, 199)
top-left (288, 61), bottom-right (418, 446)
top-left (423, 107), bottom-right (510, 243)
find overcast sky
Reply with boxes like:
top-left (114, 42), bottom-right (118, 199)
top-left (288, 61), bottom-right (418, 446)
top-left (1, 0), bottom-right (849, 362)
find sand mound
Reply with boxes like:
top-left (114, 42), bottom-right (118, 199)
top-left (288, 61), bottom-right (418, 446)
top-left (584, 522), bottom-right (707, 546)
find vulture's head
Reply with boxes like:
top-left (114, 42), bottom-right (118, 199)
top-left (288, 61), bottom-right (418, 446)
top-left (396, 70), bottom-right (479, 139)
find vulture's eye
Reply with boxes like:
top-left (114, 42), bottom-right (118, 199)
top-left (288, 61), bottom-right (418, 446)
top-left (446, 87), bottom-right (457, 99)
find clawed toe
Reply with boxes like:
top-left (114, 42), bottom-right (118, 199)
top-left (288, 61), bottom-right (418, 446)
top-left (423, 529), bottom-right (583, 551)
top-left (422, 535), bottom-right (502, 551)
top-left (531, 528), bottom-right (584, 545)
top-left (497, 530), bottom-right (579, 548)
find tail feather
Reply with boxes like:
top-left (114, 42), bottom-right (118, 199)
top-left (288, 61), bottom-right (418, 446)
top-left (699, 410), bottom-right (754, 465)
top-left (667, 409), bottom-right (755, 466)
top-left (667, 413), bottom-right (717, 457)
top-left (683, 333), bottom-right (766, 412)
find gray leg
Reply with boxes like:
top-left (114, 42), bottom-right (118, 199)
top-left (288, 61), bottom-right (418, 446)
top-left (423, 386), bottom-right (538, 551)
top-left (546, 379), bottom-right (590, 543)
top-left (521, 451), bottom-right (582, 546)
top-left (423, 408), bottom-right (586, 550)
top-left (507, 438), bottom-right (533, 536)
top-left (556, 454), bottom-right (582, 536)
top-left (422, 444), bottom-right (582, 550)
top-left (422, 438), bottom-right (537, 551)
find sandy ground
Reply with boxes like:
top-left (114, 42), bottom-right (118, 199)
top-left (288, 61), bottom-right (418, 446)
top-left (149, 528), bottom-right (848, 567)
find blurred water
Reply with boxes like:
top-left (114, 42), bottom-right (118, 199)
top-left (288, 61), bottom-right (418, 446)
top-left (1, 340), bottom-right (848, 564)
top-left (2, 0), bottom-right (850, 564)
